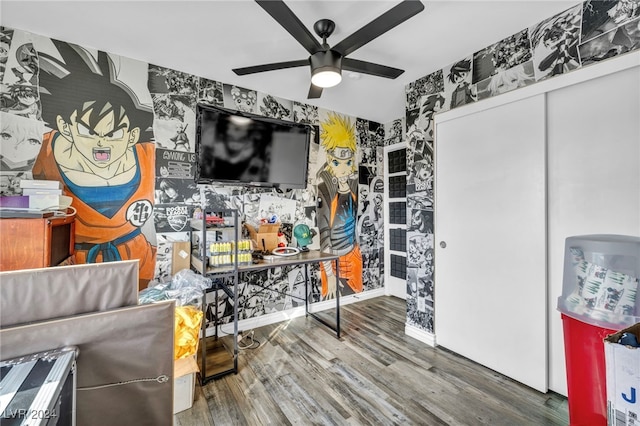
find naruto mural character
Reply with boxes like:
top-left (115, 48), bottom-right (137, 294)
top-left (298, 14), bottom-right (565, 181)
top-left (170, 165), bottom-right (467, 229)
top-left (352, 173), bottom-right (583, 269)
top-left (33, 40), bottom-right (156, 287)
top-left (316, 112), bottom-right (362, 299)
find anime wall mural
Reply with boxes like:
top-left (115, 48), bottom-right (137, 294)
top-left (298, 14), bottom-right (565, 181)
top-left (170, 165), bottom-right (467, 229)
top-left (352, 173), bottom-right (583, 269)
top-left (384, 118), bottom-right (403, 146)
top-left (1, 112), bottom-right (43, 171)
top-left (2, 0), bottom-right (637, 330)
top-left (223, 85), bottom-right (258, 114)
top-left (148, 64), bottom-right (197, 153)
top-left (1, 24), bottom-right (384, 319)
top-left (530, 4), bottom-right (583, 80)
top-left (198, 78), bottom-right (224, 107)
top-left (258, 93), bottom-right (292, 120)
top-left (472, 28), bottom-right (537, 100)
top-left (2, 83), bottom-right (41, 120)
top-left (356, 117), bottom-right (385, 292)
top-left (1, 29), bottom-right (43, 180)
top-left (316, 112), bottom-right (362, 299)
top-left (444, 58), bottom-right (477, 109)
top-left (580, 0), bottom-right (640, 64)
top-left (0, 30), bottom-right (11, 82)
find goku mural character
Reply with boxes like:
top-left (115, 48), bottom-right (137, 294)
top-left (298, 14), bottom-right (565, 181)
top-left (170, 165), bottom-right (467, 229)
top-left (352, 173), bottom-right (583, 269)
top-left (33, 40), bottom-right (156, 287)
top-left (316, 112), bottom-right (362, 299)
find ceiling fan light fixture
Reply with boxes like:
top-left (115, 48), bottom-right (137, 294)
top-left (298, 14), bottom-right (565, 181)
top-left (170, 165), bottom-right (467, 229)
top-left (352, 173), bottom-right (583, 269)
top-left (311, 69), bottom-right (342, 88)
top-left (310, 50), bottom-right (343, 88)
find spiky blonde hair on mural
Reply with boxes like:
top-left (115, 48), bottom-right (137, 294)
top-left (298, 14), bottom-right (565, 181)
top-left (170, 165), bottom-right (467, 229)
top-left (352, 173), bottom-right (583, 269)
top-left (320, 112), bottom-right (356, 152)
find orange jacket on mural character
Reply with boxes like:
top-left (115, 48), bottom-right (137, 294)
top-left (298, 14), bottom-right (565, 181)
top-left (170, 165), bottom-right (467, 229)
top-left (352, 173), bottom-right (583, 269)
top-left (33, 130), bottom-right (157, 282)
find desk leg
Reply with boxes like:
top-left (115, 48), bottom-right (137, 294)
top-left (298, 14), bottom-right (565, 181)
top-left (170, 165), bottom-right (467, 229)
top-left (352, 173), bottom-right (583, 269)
top-left (304, 264), bottom-right (309, 317)
top-left (335, 261), bottom-right (340, 339)
top-left (306, 259), bottom-right (341, 339)
top-left (200, 290), bottom-right (207, 385)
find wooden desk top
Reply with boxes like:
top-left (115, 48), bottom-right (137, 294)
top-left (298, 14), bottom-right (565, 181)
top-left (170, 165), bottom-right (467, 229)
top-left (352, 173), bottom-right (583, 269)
top-left (192, 250), bottom-right (338, 276)
top-left (239, 250), bottom-right (339, 272)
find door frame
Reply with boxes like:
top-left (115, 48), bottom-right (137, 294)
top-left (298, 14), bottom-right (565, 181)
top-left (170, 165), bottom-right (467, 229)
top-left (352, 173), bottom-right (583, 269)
top-left (384, 142), bottom-right (407, 299)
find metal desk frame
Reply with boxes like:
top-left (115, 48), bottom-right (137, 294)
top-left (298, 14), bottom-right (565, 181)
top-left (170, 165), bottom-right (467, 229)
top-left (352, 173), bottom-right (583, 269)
top-left (199, 250), bottom-right (341, 384)
top-left (238, 250), bottom-right (341, 338)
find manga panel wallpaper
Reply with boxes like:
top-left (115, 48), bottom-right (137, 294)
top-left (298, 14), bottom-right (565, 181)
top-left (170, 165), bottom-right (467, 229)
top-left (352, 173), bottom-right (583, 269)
top-left (404, 0), bottom-right (640, 334)
top-left (1, 0), bottom-right (638, 333)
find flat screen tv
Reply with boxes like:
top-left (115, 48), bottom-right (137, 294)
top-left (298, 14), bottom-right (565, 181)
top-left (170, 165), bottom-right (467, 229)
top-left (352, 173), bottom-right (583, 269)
top-left (195, 104), bottom-right (312, 189)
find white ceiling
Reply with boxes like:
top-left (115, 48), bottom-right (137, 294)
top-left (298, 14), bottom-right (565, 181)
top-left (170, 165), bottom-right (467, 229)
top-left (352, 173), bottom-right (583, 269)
top-left (1, 0), bottom-right (578, 123)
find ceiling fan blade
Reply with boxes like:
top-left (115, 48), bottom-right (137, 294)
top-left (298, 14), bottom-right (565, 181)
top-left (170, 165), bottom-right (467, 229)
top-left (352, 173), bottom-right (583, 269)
top-left (342, 58), bottom-right (404, 79)
top-left (233, 59), bottom-right (309, 76)
top-left (308, 84), bottom-right (323, 99)
top-left (332, 0), bottom-right (424, 57)
top-left (256, 0), bottom-right (323, 55)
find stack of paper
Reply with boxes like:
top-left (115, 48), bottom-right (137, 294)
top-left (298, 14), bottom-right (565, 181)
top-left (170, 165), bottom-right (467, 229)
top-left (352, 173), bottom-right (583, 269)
top-left (19, 180), bottom-right (72, 210)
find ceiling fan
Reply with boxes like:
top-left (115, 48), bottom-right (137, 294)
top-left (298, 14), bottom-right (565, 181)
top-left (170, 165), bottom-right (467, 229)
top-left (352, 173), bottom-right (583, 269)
top-left (232, 0), bottom-right (425, 99)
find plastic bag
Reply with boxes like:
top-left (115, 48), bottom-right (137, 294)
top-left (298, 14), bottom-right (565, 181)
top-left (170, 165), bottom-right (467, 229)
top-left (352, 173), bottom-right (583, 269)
top-left (139, 270), bottom-right (213, 307)
top-left (138, 282), bottom-right (171, 304)
top-left (170, 269), bottom-right (212, 292)
top-left (167, 269), bottom-right (213, 306)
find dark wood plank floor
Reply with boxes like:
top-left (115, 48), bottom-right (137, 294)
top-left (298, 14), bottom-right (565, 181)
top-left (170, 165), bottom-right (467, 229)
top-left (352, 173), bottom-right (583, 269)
top-left (175, 296), bottom-right (568, 425)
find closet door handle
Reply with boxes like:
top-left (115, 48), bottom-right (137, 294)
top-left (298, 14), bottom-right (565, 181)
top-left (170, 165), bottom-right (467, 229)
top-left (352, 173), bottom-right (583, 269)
top-left (439, 241), bottom-right (447, 248)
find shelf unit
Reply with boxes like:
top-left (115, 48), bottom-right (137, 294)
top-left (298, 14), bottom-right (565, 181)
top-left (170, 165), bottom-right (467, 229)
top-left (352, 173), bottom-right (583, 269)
top-left (191, 208), bottom-right (247, 384)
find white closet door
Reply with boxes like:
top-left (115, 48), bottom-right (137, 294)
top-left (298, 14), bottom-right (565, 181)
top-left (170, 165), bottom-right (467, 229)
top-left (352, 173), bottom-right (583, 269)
top-left (547, 65), bottom-right (640, 395)
top-left (434, 94), bottom-right (547, 392)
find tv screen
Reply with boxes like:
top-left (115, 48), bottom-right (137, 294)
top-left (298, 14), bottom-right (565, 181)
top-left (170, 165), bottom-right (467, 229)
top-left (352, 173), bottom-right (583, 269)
top-left (195, 104), bottom-right (311, 189)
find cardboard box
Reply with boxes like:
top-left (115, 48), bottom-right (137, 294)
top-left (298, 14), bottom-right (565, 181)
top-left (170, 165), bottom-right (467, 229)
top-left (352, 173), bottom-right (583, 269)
top-left (245, 222), bottom-right (281, 252)
top-left (172, 241), bottom-right (192, 275)
top-left (605, 323), bottom-right (640, 425)
top-left (173, 355), bottom-right (199, 414)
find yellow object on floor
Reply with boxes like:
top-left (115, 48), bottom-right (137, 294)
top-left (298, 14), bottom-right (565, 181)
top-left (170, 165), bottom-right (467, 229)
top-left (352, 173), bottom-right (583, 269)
top-left (174, 305), bottom-right (203, 359)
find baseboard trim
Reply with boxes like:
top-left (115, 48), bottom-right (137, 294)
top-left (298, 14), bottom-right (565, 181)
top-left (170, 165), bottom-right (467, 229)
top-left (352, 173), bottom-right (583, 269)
top-left (405, 323), bottom-right (436, 347)
top-left (211, 288), bottom-right (386, 336)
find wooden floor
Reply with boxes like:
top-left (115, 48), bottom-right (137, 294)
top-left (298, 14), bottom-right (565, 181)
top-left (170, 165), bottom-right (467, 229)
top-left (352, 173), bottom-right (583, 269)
top-left (175, 296), bottom-right (568, 426)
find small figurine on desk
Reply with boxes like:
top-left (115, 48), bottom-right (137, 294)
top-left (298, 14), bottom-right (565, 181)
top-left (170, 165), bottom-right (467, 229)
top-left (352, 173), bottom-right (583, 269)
top-left (293, 223), bottom-right (315, 253)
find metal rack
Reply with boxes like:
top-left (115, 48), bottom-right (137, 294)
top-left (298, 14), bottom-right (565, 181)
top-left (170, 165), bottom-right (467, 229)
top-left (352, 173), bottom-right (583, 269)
top-left (191, 208), bottom-right (240, 385)
top-left (191, 208), bottom-right (344, 385)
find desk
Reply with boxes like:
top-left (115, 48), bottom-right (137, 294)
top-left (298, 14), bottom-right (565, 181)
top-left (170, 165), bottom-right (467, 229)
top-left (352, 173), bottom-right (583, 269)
top-left (241, 250), bottom-right (341, 338)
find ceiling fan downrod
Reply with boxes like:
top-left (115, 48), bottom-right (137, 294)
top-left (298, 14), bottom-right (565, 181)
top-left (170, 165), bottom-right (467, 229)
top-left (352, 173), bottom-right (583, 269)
top-left (313, 19), bottom-right (336, 49)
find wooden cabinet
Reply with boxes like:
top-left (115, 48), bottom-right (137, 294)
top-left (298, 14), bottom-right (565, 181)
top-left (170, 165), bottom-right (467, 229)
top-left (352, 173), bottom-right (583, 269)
top-left (0, 215), bottom-right (75, 271)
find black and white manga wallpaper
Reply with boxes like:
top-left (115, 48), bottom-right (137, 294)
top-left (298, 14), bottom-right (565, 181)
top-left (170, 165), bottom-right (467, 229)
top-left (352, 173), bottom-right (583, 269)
top-left (0, 24), bottom-right (387, 328)
top-left (1, 0), bottom-right (638, 335)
